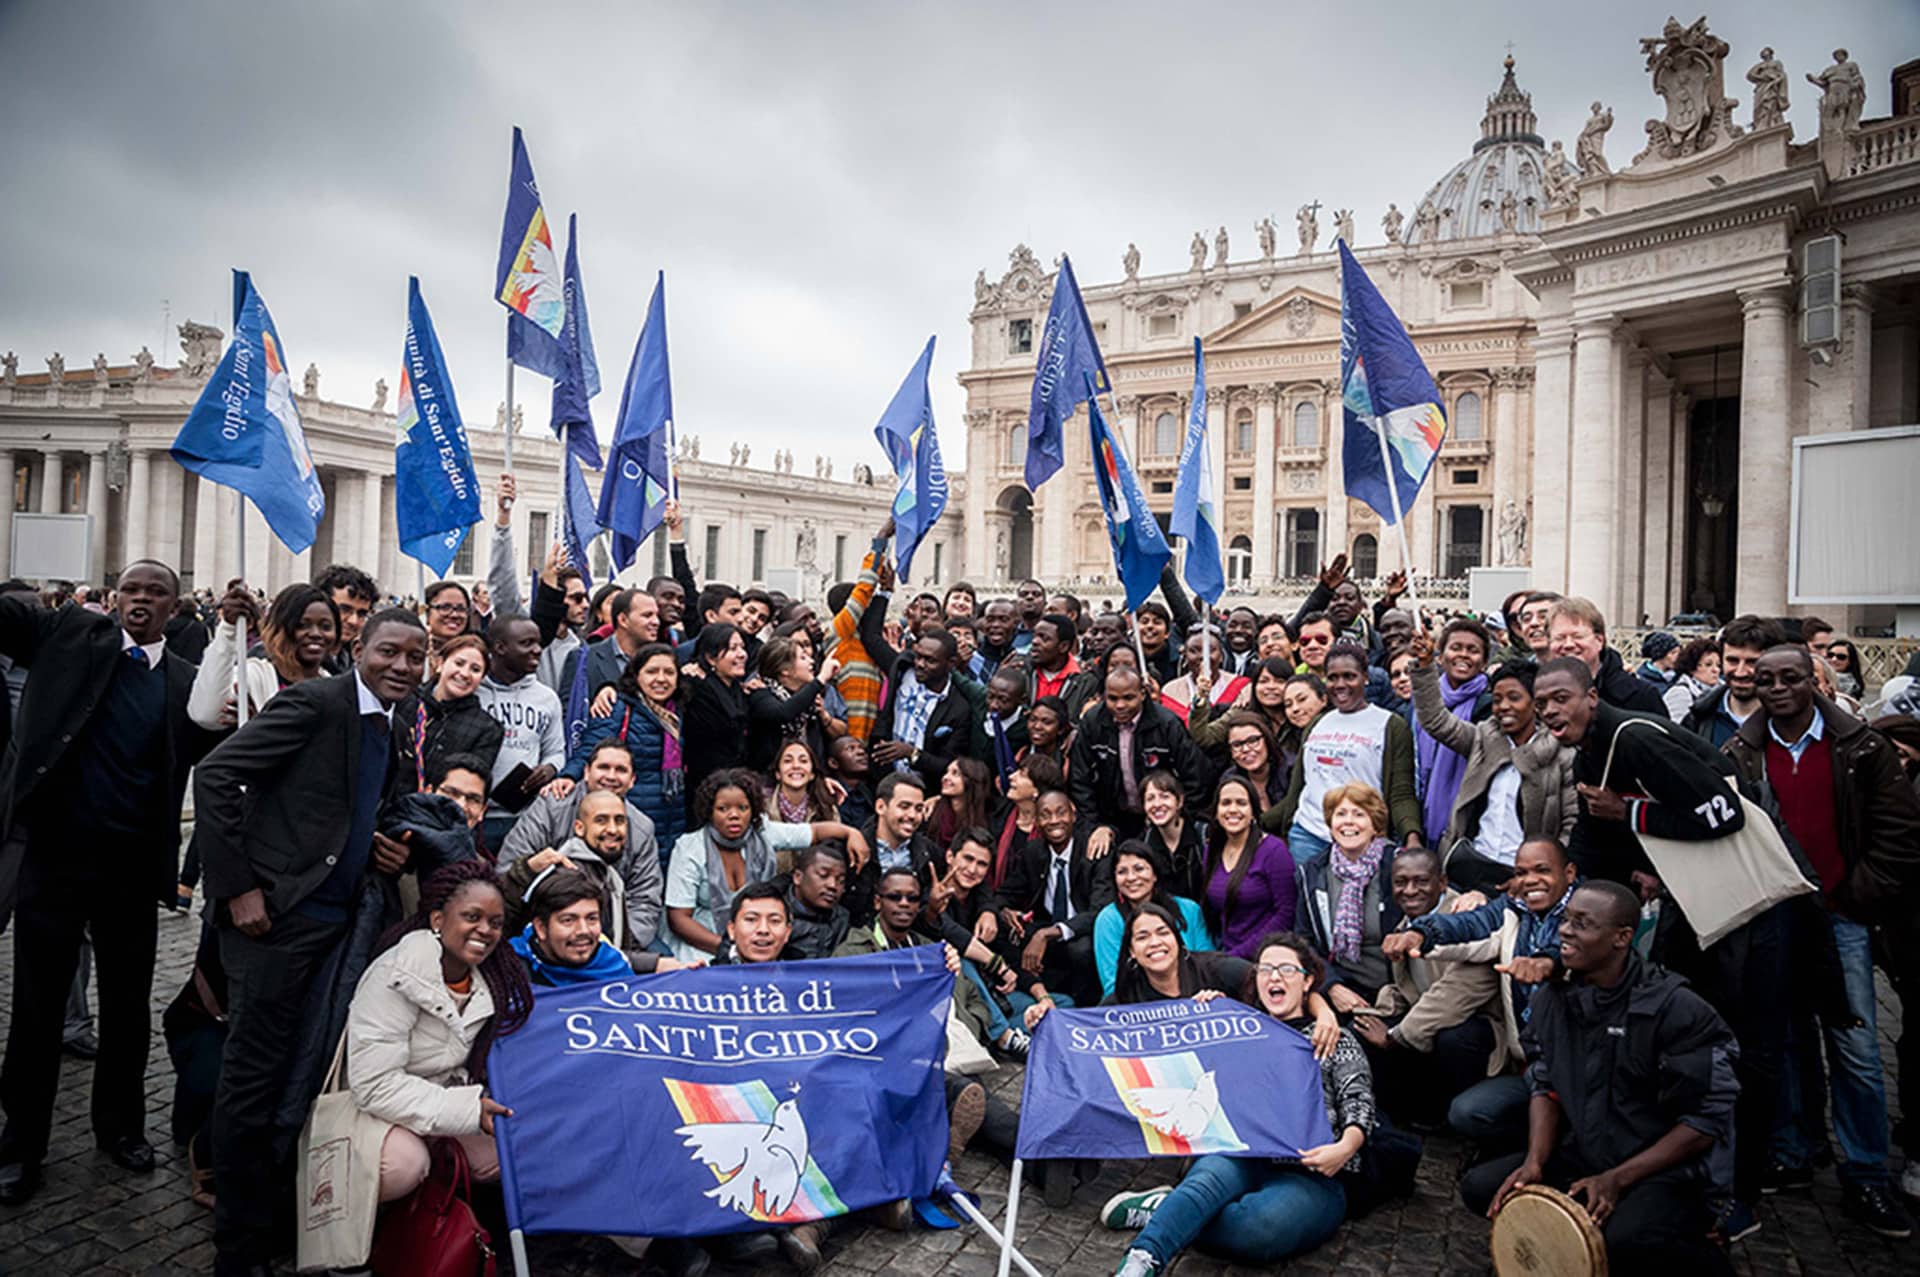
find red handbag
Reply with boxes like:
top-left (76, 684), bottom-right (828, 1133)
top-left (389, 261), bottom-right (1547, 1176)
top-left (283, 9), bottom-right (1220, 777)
top-left (369, 1137), bottom-right (497, 1277)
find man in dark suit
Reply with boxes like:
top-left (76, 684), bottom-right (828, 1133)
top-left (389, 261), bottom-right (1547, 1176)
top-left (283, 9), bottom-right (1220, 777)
top-left (1070, 668), bottom-right (1213, 846)
top-left (194, 607), bottom-right (427, 1276)
top-left (997, 787), bottom-right (1113, 1008)
top-left (869, 626), bottom-right (978, 794)
top-left (0, 560), bottom-right (217, 1204)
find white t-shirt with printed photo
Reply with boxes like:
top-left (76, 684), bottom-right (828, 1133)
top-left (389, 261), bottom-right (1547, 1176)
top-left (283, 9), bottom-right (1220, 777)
top-left (1295, 704), bottom-right (1392, 839)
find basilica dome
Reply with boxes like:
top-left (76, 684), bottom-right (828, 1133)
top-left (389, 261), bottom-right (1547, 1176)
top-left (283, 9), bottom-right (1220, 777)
top-left (1404, 57), bottom-right (1548, 245)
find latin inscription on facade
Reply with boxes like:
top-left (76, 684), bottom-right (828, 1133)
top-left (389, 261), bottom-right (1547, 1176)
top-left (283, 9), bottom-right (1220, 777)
top-left (1573, 225), bottom-right (1785, 294)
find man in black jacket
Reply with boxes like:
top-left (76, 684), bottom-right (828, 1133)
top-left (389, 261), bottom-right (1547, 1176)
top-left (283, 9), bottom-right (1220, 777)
top-left (869, 627), bottom-right (977, 794)
top-left (0, 561), bottom-right (217, 1205)
top-left (1463, 880), bottom-right (1737, 1276)
top-left (1069, 669), bottom-right (1211, 846)
top-left (1721, 646), bottom-right (1919, 1236)
top-left (1536, 655), bottom-right (1785, 1241)
top-left (1547, 597), bottom-right (1668, 717)
top-left (194, 608), bottom-right (426, 1276)
top-left (997, 788), bottom-right (1114, 1007)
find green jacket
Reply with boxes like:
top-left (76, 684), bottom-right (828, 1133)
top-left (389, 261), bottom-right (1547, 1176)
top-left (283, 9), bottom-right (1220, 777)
top-left (834, 923), bottom-right (993, 1046)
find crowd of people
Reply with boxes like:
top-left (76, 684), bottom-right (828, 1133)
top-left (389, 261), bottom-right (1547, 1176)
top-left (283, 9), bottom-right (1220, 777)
top-left (0, 474), bottom-right (1915, 1277)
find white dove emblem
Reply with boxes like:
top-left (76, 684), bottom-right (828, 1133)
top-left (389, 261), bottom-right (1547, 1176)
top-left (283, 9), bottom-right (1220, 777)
top-left (1126, 1069), bottom-right (1220, 1141)
top-left (676, 1097), bottom-right (810, 1218)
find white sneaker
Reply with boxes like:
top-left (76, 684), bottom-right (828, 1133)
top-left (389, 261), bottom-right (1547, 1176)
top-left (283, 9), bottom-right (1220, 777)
top-left (1115, 1249), bottom-right (1160, 1276)
top-left (1902, 1160), bottom-right (1920, 1202)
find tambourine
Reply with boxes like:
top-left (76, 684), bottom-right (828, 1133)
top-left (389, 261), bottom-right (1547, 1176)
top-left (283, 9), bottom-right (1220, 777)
top-left (1490, 1183), bottom-right (1607, 1276)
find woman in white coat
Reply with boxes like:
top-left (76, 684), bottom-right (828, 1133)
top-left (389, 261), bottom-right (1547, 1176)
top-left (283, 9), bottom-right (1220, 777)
top-left (346, 862), bottom-right (534, 1202)
top-left (186, 581), bottom-right (339, 727)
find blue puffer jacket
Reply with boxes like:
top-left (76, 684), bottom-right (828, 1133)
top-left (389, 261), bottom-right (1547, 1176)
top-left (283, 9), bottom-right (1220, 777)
top-left (561, 693), bottom-right (685, 849)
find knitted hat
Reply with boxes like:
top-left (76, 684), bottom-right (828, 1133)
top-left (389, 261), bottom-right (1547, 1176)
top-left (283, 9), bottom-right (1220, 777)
top-left (1641, 631), bottom-right (1680, 661)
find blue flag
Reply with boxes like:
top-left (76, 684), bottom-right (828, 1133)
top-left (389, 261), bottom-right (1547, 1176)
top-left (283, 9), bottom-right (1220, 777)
top-left (1170, 338), bottom-right (1225, 606)
top-left (1339, 240), bottom-right (1448, 524)
top-left (549, 213), bottom-right (603, 470)
top-left (170, 270), bottom-right (325, 554)
top-left (872, 337), bottom-right (948, 583)
top-left (1015, 998), bottom-right (1333, 1161)
top-left (1024, 254), bottom-right (1109, 490)
top-left (487, 946), bottom-right (952, 1239)
top-left (598, 273), bottom-right (675, 572)
top-left (393, 278), bottom-right (482, 577)
top-left (561, 423), bottom-right (601, 590)
top-left (497, 126), bottom-right (566, 380)
top-left (1088, 383), bottom-right (1172, 611)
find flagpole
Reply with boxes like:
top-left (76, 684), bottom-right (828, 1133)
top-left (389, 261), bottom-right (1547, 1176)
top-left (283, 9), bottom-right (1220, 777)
top-left (503, 355), bottom-right (516, 472)
top-left (996, 1157), bottom-right (1024, 1277)
top-left (233, 494), bottom-right (249, 728)
top-left (1371, 414), bottom-right (1424, 631)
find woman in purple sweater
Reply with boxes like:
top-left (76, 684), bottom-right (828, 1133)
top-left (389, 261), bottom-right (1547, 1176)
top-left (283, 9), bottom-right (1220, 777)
top-left (1202, 775), bottom-right (1300, 959)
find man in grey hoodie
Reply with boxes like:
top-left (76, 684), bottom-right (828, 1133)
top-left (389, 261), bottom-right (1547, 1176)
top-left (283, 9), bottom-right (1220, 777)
top-left (476, 614), bottom-right (566, 848)
top-left (502, 739), bottom-right (662, 960)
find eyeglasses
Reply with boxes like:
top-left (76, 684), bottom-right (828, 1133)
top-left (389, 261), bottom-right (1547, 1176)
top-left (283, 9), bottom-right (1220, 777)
top-left (435, 787), bottom-right (486, 811)
top-left (1228, 736), bottom-right (1264, 753)
top-left (880, 891), bottom-right (923, 903)
top-left (1256, 962), bottom-right (1308, 979)
top-left (429, 602), bottom-right (469, 616)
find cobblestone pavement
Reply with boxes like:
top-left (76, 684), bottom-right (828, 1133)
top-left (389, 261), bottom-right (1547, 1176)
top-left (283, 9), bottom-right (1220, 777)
top-left (0, 902), bottom-right (1914, 1275)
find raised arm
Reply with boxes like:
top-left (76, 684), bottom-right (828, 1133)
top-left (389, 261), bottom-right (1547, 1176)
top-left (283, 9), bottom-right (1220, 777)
top-left (488, 473), bottom-right (524, 619)
top-left (1408, 640), bottom-right (1478, 757)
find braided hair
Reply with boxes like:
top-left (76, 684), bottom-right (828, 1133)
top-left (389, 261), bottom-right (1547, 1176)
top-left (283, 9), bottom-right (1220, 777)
top-left (377, 861), bottom-right (533, 1082)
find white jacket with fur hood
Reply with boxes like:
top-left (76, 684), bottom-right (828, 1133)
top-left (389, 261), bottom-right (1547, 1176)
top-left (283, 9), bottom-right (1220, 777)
top-left (346, 929), bottom-right (495, 1135)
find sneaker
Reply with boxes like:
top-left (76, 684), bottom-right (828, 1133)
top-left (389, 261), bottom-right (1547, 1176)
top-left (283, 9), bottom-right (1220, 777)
top-left (1902, 1161), bottom-right (1920, 1203)
top-left (1709, 1198), bottom-right (1761, 1244)
top-left (948, 1080), bottom-right (986, 1162)
top-left (1843, 1183), bottom-right (1914, 1240)
top-left (1101, 1186), bottom-right (1173, 1232)
top-left (1115, 1248), bottom-right (1161, 1277)
top-left (996, 1028), bottom-right (1031, 1060)
top-left (1762, 1160), bottom-right (1814, 1194)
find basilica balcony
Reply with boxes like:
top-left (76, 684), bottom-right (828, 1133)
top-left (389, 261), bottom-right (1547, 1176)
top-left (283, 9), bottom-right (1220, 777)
top-left (1276, 443), bottom-right (1325, 468)
top-left (1846, 116), bottom-right (1920, 177)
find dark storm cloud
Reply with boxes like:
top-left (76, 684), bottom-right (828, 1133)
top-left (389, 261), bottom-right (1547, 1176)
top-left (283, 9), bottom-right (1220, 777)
top-left (3, 1), bottom-right (1914, 474)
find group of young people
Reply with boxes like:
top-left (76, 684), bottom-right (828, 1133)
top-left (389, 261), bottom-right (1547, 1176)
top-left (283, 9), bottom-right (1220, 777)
top-left (0, 475), bottom-right (1914, 1277)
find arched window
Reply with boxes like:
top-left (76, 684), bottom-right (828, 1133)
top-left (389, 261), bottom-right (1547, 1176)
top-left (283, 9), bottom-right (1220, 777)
top-left (1007, 421), bottom-right (1027, 467)
top-left (1292, 400), bottom-right (1319, 448)
top-left (1351, 533), bottom-right (1379, 580)
top-left (1154, 411), bottom-right (1180, 456)
top-left (1233, 409), bottom-right (1254, 454)
top-left (1452, 390), bottom-right (1483, 441)
top-left (1227, 535), bottom-right (1254, 587)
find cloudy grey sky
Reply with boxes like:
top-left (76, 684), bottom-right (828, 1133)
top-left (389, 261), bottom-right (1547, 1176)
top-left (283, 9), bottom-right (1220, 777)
top-left (3, 1), bottom-right (1913, 476)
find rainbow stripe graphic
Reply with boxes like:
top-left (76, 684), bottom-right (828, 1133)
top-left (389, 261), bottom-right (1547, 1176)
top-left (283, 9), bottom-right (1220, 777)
top-left (499, 206), bottom-right (566, 338)
top-left (1103, 1051), bottom-right (1247, 1157)
top-left (1381, 401), bottom-right (1447, 475)
top-left (663, 1079), bottom-right (847, 1223)
top-left (393, 366), bottom-right (418, 445)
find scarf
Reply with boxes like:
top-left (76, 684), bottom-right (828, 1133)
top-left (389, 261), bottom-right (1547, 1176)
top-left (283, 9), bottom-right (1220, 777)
top-left (703, 825), bottom-right (776, 933)
top-left (508, 926), bottom-right (632, 985)
top-left (1416, 672), bottom-right (1488, 841)
top-left (1327, 836), bottom-right (1387, 965)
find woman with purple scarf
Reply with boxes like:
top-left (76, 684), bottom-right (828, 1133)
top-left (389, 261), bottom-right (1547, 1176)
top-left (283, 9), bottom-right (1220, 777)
top-left (1410, 620), bottom-right (1493, 843)
top-left (1293, 784), bottom-right (1404, 1012)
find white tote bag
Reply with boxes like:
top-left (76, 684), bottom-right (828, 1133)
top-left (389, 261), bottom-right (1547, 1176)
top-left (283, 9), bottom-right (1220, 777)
top-left (295, 1034), bottom-right (390, 1272)
top-left (1602, 718), bottom-right (1814, 948)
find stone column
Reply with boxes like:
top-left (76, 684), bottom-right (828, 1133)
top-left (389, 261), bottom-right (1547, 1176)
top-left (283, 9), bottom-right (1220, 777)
top-left (962, 409), bottom-right (992, 586)
top-left (0, 449), bottom-right (12, 574)
top-left (1808, 284), bottom-right (1874, 437)
top-left (360, 471), bottom-right (384, 583)
top-left (1565, 317), bottom-right (1620, 612)
top-left (1615, 346), bottom-right (1647, 625)
top-left (1528, 324), bottom-right (1574, 588)
top-left (192, 474), bottom-right (218, 591)
top-left (123, 447), bottom-right (151, 572)
top-left (1489, 368), bottom-right (1522, 553)
top-left (1736, 287), bottom-right (1793, 615)
top-left (1640, 371), bottom-right (1675, 626)
top-left (84, 452), bottom-right (109, 583)
top-left (1251, 385), bottom-right (1278, 583)
top-left (1322, 380), bottom-right (1349, 567)
top-left (39, 451), bottom-right (63, 514)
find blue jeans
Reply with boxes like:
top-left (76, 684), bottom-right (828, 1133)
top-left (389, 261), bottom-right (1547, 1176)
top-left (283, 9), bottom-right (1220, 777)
top-left (962, 960), bottom-right (1015, 1043)
top-left (1774, 916), bottom-right (1890, 1186)
top-left (1448, 1074), bottom-right (1531, 1152)
top-left (1005, 987), bottom-right (1075, 1027)
top-left (1132, 1155), bottom-right (1345, 1265)
top-left (1286, 824), bottom-right (1331, 867)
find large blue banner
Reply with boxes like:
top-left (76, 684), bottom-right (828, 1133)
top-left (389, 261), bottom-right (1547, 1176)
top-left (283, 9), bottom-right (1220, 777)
top-left (488, 946), bottom-right (952, 1238)
top-left (1015, 998), bottom-right (1332, 1161)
